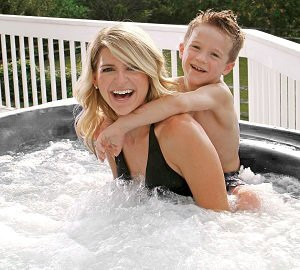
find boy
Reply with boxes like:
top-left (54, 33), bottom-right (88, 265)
top-left (95, 10), bottom-right (259, 207)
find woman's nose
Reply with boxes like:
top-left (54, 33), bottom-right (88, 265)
top-left (115, 71), bottom-right (129, 85)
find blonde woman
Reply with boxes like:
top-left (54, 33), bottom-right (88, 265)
top-left (75, 24), bottom-right (230, 211)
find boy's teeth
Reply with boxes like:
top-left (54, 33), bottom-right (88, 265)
top-left (192, 64), bottom-right (205, 72)
top-left (113, 89), bottom-right (133, 95)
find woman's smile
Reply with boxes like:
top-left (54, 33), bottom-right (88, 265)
top-left (93, 48), bottom-right (149, 115)
top-left (111, 89), bottom-right (135, 102)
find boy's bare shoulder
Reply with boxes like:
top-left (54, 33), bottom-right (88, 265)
top-left (210, 82), bottom-right (233, 103)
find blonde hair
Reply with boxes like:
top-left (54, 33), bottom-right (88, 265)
top-left (184, 10), bottom-right (245, 62)
top-left (74, 23), bottom-right (174, 154)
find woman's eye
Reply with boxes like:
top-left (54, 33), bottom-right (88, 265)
top-left (101, 67), bottom-right (113, 72)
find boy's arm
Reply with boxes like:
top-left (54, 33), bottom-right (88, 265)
top-left (95, 82), bottom-right (230, 158)
top-left (108, 81), bottom-right (229, 134)
top-left (181, 81), bottom-right (231, 112)
top-left (94, 93), bottom-right (187, 158)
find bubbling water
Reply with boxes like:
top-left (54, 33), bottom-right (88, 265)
top-left (0, 140), bottom-right (299, 270)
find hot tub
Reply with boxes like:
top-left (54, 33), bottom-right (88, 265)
top-left (0, 99), bottom-right (299, 269)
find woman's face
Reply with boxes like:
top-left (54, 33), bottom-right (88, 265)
top-left (93, 47), bottom-right (149, 116)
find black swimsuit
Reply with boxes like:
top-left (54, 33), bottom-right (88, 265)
top-left (115, 124), bottom-right (193, 197)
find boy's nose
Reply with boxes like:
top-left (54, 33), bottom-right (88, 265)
top-left (196, 52), bottom-right (208, 63)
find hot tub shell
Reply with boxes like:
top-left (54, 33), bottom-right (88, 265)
top-left (0, 99), bottom-right (299, 179)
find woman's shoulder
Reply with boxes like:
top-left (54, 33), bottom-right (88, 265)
top-left (155, 113), bottom-right (207, 147)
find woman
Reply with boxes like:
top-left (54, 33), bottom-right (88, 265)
top-left (74, 24), bottom-right (230, 211)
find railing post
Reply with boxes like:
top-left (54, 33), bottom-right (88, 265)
top-left (233, 57), bottom-right (240, 119)
top-left (1, 34), bottom-right (11, 107)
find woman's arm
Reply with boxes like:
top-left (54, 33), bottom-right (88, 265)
top-left (156, 114), bottom-right (230, 211)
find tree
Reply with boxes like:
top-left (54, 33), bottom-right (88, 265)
top-left (0, 0), bottom-right (88, 18)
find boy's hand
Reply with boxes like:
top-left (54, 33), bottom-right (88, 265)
top-left (95, 121), bottom-right (126, 161)
top-left (94, 117), bottom-right (113, 162)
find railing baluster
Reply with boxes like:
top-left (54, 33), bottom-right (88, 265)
top-left (20, 36), bottom-right (29, 108)
top-left (269, 70), bottom-right (280, 126)
top-left (69, 41), bottom-right (77, 95)
top-left (80, 42), bottom-right (86, 71)
top-left (48, 38), bottom-right (57, 101)
top-left (10, 35), bottom-right (20, 108)
top-left (287, 78), bottom-right (296, 129)
top-left (38, 37), bottom-right (47, 103)
top-left (262, 66), bottom-right (269, 124)
top-left (0, 80), bottom-right (2, 107)
top-left (258, 63), bottom-right (265, 124)
top-left (253, 61), bottom-right (260, 123)
top-left (280, 74), bottom-right (288, 128)
top-left (28, 37), bottom-right (38, 105)
top-left (247, 59), bottom-right (254, 122)
top-left (253, 61), bottom-right (262, 123)
top-left (171, 50), bottom-right (177, 78)
top-left (1, 34), bottom-right (11, 107)
top-left (59, 40), bottom-right (67, 99)
top-left (296, 80), bottom-right (300, 130)
top-left (233, 57), bottom-right (240, 119)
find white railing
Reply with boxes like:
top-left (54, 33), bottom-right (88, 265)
top-left (0, 15), bottom-right (300, 130)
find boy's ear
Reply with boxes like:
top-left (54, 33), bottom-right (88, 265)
top-left (222, 62), bottom-right (235, 76)
top-left (179, 42), bottom-right (184, 59)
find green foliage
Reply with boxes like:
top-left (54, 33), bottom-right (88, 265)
top-left (1, 0), bottom-right (299, 38)
top-left (79, 0), bottom-right (299, 39)
top-left (81, 0), bottom-right (152, 22)
top-left (0, 0), bottom-right (88, 18)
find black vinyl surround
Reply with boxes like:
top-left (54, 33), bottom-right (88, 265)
top-left (0, 102), bottom-right (299, 179)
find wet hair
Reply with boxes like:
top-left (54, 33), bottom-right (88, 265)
top-left (74, 23), bottom-right (174, 153)
top-left (184, 9), bottom-right (245, 62)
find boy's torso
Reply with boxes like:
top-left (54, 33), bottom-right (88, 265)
top-left (190, 109), bottom-right (240, 173)
top-left (173, 76), bottom-right (240, 172)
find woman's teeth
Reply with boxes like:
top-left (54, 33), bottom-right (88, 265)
top-left (113, 89), bottom-right (133, 95)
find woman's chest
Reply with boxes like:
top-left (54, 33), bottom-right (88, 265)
top-left (122, 139), bottom-right (149, 177)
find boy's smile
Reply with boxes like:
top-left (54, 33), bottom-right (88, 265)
top-left (179, 23), bottom-right (235, 91)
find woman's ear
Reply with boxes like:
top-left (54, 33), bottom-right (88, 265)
top-left (222, 62), bottom-right (235, 76)
top-left (93, 74), bottom-right (98, 89)
top-left (179, 43), bottom-right (184, 59)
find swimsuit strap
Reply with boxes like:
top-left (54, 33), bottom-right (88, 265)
top-left (115, 149), bottom-right (131, 181)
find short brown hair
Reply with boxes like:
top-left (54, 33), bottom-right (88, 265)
top-left (184, 10), bottom-right (245, 62)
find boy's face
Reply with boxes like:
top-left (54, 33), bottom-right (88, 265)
top-left (179, 24), bottom-right (235, 90)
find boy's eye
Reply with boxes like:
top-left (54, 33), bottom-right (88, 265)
top-left (211, 53), bottom-right (220, 58)
top-left (191, 45), bottom-right (200, 50)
